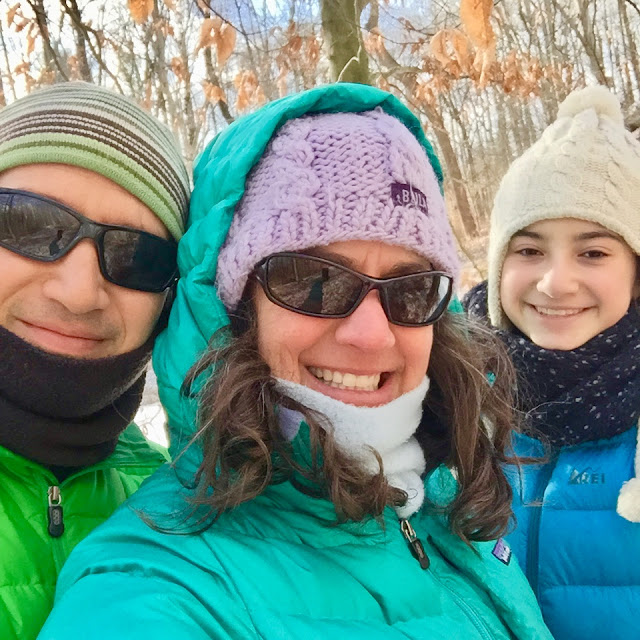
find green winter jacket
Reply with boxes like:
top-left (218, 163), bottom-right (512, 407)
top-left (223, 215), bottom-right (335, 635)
top-left (39, 83), bottom-right (552, 640)
top-left (0, 424), bottom-right (167, 640)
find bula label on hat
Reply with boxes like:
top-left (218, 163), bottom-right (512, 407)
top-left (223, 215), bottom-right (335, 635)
top-left (391, 183), bottom-right (429, 215)
top-left (491, 538), bottom-right (512, 565)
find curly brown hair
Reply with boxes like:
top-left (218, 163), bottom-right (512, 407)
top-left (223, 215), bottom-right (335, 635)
top-left (182, 298), bottom-right (519, 544)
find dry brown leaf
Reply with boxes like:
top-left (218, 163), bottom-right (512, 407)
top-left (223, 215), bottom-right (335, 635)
top-left (7, 3), bottom-right (21, 27)
top-left (14, 61), bottom-right (30, 75)
top-left (501, 50), bottom-right (521, 93)
top-left (214, 22), bottom-right (236, 66)
top-left (276, 59), bottom-right (289, 97)
top-left (196, 0), bottom-right (210, 11)
top-left (429, 30), bottom-right (450, 68)
top-left (430, 29), bottom-right (473, 75)
top-left (364, 28), bottom-right (385, 57)
top-left (38, 69), bottom-right (55, 85)
top-left (24, 73), bottom-right (35, 92)
top-left (128, 0), bottom-right (154, 25)
top-left (14, 17), bottom-right (29, 33)
top-left (170, 56), bottom-right (185, 80)
top-left (377, 76), bottom-right (391, 92)
top-left (305, 36), bottom-right (320, 68)
top-left (234, 70), bottom-right (262, 112)
top-left (164, 0), bottom-right (176, 9)
top-left (460, 0), bottom-right (494, 49)
top-left (203, 81), bottom-right (227, 104)
top-left (26, 31), bottom-right (36, 56)
top-left (198, 17), bottom-right (216, 50)
top-left (156, 18), bottom-right (174, 37)
top-left (67, 55), bottom-right (81, 80)
top-left (449, 30), bottom-right (472, 72)
top-left (413, 81), bottom-right (436, 109)
top-left (474, 46), bottom-right (496, 89)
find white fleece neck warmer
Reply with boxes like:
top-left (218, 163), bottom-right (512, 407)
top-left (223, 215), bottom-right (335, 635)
top-left (275, 376), bottom-right (430, 519)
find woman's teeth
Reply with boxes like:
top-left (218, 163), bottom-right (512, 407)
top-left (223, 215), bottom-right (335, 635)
top-left (308, 367), bottom-right (381, 391)
top-left (534, 306), bottom-right (583, 316)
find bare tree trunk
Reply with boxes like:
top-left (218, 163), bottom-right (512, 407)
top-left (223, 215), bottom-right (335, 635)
top-left (575, 0), bottom-right (611, 85)
top-left (425, 103), bottom-right (480, 237)
top-left (61, 0), bottom-right (93, 82)
top-left (321, 0), bottom-right (370, 83)
top-left (619, 0), bottom-right (640, 98)
top-left (26, 0), bottom-right (67, 80)
top-left (0, 21), bottom-right (15, 106)
top-left (199, 47), bottom-right (232, 126)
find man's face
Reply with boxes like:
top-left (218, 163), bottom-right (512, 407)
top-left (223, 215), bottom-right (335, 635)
top-left (0, 164), bottom-right (169, 358)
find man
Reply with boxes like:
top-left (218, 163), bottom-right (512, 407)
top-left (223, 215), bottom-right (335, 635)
top-left (0, 82), bottom-right (190, 639)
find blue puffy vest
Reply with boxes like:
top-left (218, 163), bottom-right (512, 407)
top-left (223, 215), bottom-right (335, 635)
top-left (507, 427), bottom-right (640, 640)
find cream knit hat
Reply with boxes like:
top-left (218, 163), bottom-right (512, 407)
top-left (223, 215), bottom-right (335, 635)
top-left (487, 85), bottom-right (640, 328)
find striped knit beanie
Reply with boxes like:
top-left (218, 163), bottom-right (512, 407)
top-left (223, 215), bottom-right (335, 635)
top-left (216, 109), bottom-right (459, 310)
top-left (0, 82), bottom-right (189, 240)
top-left (488, 85), bottom-right (640, 328)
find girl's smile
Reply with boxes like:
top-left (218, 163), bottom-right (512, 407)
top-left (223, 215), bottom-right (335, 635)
top-left (501, 218), bottom-right (638, 350)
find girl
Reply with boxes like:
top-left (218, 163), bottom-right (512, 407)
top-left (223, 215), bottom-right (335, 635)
top-left (466, 85), bottom-right (640, 640)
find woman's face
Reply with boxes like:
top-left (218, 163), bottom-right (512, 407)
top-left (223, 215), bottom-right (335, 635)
top-left (501, 218), bottom-right (638, 350)
top-left (254, 240), bottom-right (435, 407)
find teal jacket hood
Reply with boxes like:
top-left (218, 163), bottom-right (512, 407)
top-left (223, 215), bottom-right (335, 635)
top-left (152, 83), bottom-right (445, 464)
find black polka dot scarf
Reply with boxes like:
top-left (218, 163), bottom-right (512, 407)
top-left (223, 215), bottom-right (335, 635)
top-left (464, 281), bottom-right (640, 447)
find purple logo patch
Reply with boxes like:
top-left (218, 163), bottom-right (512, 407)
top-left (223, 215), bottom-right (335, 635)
top-left (491, 538), bottom-right (512, 565)
top-left (391, 182), bottom-right (429, 215)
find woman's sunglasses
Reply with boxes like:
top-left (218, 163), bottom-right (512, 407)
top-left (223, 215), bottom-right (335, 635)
top-left (254, 252), bottom-right (453, 327)
top-left (0, 188), bottom-right (178, 293)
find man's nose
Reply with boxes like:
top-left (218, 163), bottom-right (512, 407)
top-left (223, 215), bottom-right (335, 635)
top-left (333, 291), bottom-right (396, 351)
top-left (41, 241), bottom-right (110, 313)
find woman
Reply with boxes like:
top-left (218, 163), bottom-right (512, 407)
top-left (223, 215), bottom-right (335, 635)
top-left (39, 83), bottom-right (551, 639)
top-left (465, 85), bottom-right (640, 640)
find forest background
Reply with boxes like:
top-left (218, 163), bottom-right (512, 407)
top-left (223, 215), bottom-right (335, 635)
top-left (2, 0), bottom-right (639, 441)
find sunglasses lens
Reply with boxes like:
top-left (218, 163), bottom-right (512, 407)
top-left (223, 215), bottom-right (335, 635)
top-left (0, 192), bottom-right (80, 259)
top-left (384, 273), bottom-right (452, 325)
top-left (265, 255), bottom-right (363, 316)
top-left (103, 230), bottom-right (177, 292)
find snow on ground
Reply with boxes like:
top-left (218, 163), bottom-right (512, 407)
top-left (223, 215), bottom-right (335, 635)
top-left (135, 367), bottom-right (169, 447)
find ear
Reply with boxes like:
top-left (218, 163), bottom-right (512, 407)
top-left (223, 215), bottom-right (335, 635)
top-left (154, 284), bottom-right (176, 335)
top-left (634, 258), bottom-right (640, 300)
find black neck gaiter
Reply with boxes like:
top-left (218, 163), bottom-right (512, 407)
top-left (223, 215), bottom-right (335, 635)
top-left (0, 325), bottom-right (153, 469)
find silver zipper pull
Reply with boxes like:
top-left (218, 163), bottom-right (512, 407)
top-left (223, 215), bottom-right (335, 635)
top-left (400, 518), bottom-right (430, 569)
top-left (47, 486), bottom-right (64, 538)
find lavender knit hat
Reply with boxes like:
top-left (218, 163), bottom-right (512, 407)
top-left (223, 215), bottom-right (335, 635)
top-left (216, 109), bottom-right (460, 309)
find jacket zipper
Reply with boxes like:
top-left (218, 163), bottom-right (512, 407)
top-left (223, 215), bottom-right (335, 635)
top-left (526, 453), bottom-right (558, 597)
top-left (47, 485), bottom-right (65, 538)
top-left (38, 447), bottom-right (165, 542)
top-left (399, 518), bottom-right (496, 640)
top-left (399, 518), bottom-right (430, 569)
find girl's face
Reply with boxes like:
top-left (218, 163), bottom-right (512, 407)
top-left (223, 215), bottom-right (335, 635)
top-left (254, 240), bottom-right (434, 407)
top-left (501, 218), bottom-right (638, 350)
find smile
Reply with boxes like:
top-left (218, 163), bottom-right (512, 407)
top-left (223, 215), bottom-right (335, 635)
top-left (532, 305), bottom-right (586, 317)
top-left (308, 367), bottom-right (382, 392)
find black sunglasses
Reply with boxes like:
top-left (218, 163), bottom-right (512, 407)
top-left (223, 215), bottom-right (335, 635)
top-left (254, 252), bottom-right (453, 327)
top-left (0, 188), bottom-right (178, 293)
